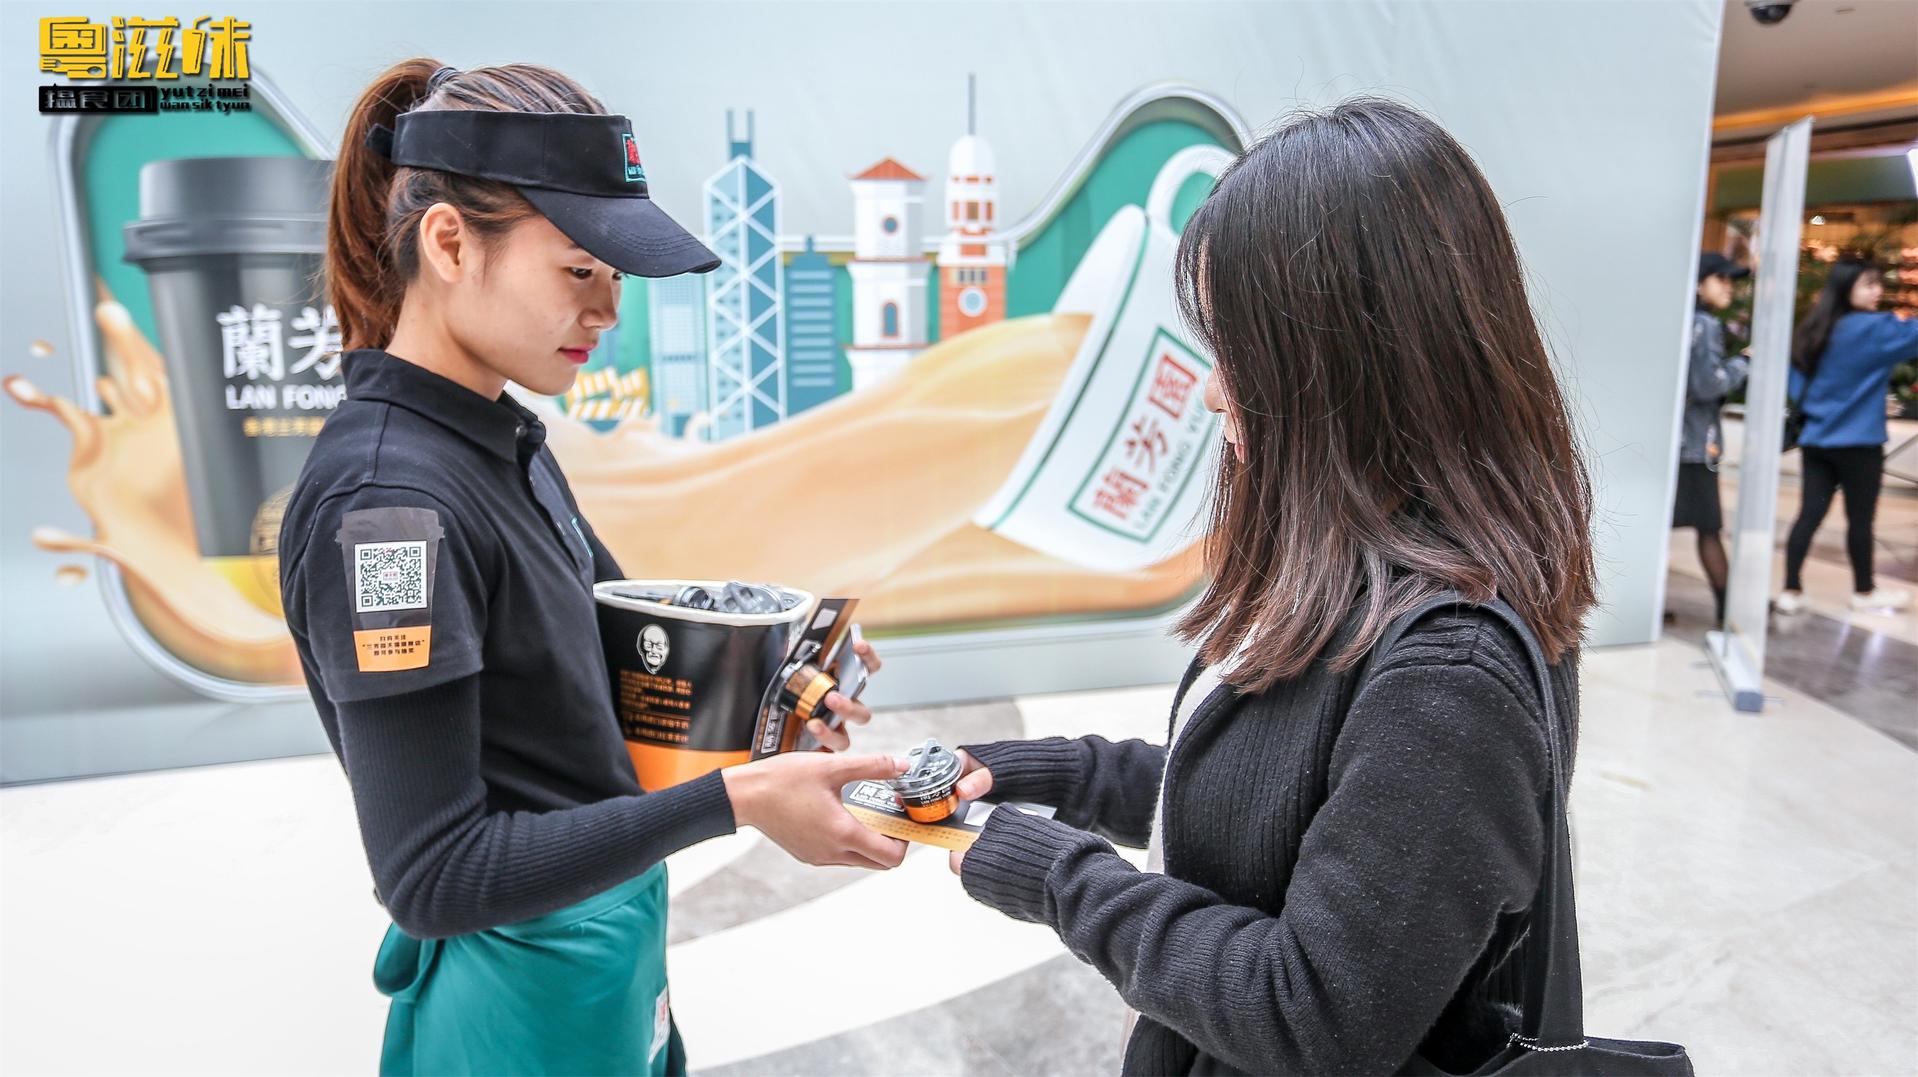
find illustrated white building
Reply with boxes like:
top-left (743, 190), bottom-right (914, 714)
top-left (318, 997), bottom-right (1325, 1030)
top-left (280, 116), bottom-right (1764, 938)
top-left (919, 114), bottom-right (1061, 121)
top-left (937, 76), bottom-right (1013, 337)
top-left (844, 158), bottom-right (931, 390)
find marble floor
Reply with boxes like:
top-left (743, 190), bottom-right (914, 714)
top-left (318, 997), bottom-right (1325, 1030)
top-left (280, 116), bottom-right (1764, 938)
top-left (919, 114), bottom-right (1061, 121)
top-left (3, 628), bottom-right (1914, 1075)
top-left (1665, 426), bottom-right (1918, 748)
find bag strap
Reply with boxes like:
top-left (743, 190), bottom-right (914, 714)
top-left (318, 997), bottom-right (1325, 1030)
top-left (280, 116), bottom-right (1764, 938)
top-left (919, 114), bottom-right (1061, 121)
top-left (1357, 593), bottom-right (1586, 1050)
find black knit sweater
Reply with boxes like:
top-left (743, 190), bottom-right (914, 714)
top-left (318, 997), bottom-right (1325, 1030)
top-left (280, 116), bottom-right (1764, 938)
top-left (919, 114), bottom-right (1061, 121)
top-left (960, 607), bottom-right (1576, 1075)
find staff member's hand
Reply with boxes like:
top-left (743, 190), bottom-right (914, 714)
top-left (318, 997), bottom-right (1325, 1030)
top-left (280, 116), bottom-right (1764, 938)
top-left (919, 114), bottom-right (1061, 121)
top-left (723, 750), bottom-right (910, 870)
top-left (807, 638), bottom-right (885, 751)
top-left (947, 749), bottom-right (992, 875)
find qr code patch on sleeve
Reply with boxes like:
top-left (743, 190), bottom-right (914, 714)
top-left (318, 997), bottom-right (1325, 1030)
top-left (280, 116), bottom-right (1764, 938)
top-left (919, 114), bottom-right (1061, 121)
top-left (354, 541), bottom-right (429, 613)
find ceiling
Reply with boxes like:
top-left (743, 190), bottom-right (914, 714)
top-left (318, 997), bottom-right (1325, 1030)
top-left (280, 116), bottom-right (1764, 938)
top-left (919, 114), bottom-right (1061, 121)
top-left (1715, 0), bottom-right (1918, 117)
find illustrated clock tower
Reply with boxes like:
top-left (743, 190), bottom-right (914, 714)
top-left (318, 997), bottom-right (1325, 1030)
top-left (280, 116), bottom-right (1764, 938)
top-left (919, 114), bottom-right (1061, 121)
top-left (936, 75), bottom-right (1013, 337)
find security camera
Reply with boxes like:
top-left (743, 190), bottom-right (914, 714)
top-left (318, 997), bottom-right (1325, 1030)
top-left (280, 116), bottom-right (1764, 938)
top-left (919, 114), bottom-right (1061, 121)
top-left (1744, 0), bottom-right (1796, 25)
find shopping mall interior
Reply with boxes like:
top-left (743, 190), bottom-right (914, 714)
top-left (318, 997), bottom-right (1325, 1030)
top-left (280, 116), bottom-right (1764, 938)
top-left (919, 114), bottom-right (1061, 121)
top-left (1, 2), bottom-right (1914, 1074)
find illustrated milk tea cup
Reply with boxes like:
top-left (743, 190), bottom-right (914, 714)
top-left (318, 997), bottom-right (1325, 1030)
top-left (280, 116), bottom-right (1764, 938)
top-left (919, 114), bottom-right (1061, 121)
top-left (973, 147), bottom-right (1232, 573)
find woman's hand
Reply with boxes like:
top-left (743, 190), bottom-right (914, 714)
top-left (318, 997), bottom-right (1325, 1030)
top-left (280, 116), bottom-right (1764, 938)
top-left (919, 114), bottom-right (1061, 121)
top-left (948, 749), bottom-right (992, 875)
top-left (808, 637), bottom-right (885, 752)
top-left (722, 751), bottom-right (910, 869)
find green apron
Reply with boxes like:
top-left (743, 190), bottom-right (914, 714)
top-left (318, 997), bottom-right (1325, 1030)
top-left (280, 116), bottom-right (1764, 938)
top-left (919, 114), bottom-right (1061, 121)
top-left (373, 863), bottom-right (681, 1076)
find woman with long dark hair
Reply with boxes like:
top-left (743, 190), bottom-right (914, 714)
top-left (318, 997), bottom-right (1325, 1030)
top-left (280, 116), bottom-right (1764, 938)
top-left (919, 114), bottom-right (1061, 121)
top-left (945, 98), bottom-right (1598, 1073)
top-left (1777, 257), bottom-right (1918, 614)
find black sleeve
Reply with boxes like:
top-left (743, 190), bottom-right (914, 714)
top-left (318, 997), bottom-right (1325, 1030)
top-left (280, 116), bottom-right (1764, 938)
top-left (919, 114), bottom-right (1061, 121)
top-left (295, 485), bottom-right (487, 704)
top-left (958, 657), bottom-right (1550, 1073)
top-left (334, 674), bottom-right (736, 939)
top-left (960, 736), bottom-right (1166, 849)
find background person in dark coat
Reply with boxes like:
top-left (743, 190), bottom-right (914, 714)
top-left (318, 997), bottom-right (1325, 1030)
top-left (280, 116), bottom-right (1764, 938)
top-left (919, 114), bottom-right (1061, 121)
top-left (1672, 252), bottom-right (1749, 626)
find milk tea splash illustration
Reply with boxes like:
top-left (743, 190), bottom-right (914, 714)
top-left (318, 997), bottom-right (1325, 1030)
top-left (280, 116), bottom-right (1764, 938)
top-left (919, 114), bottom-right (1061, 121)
top-left (5, 286), bottom-right (1203, 688)
top-left (4, 283), bottom-right (300, 683)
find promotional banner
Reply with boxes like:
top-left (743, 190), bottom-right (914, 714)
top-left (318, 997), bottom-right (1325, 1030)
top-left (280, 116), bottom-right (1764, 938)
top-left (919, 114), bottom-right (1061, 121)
top-left (0, 2), bottom-right (1725, 781)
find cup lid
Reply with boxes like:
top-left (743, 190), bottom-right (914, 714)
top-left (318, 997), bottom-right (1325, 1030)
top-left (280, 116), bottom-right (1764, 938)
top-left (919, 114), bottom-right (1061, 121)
top-left (122, 156), bottom-right (333, 262)
top-left (889, 738), bottom-right (962, 799)
top-left (594, 579), bottom-right (814, 628)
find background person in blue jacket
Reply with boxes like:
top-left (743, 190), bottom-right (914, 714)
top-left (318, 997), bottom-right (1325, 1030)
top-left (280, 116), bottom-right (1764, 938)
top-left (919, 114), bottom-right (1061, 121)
top-left (1672, 252), bottom-right (1749, 625)
top-left (1777, 256), bottom-right (1918, 615)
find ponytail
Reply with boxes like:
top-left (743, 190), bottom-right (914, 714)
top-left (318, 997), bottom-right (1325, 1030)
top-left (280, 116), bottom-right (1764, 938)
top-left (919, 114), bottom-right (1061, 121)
top-left (327, 58), bottom-right (440, 351)
top-left (325, 58), bottom-right (609, 350)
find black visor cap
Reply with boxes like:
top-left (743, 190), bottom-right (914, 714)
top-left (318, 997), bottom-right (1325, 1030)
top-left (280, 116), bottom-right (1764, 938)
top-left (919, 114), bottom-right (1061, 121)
top-left (366, 109), bottom-right (720, 278)
top-left (1697, 252), bottom-right (1750, 282)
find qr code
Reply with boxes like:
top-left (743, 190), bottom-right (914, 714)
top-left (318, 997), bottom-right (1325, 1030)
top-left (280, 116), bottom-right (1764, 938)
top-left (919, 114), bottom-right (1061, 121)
top-left (354, 541), bottom-right (428, 613)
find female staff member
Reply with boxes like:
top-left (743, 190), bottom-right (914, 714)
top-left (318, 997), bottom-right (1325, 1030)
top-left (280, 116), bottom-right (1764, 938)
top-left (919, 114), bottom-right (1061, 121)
top-left (947, 99), bottom-right (1598, 1073)
top-left (1777, 257), bottom-right (1918, 614)
top-left (279, 59), bottom-right (906, 1075)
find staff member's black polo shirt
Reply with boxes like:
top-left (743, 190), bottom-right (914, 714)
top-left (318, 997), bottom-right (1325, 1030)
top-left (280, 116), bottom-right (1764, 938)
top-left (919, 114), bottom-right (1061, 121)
top-left (280, 348), bottom-right (726, 821)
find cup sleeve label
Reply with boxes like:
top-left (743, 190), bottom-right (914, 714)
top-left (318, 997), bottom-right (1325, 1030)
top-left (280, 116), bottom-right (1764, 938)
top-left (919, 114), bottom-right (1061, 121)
top-left (841, 781), bottom-right (1057, 850)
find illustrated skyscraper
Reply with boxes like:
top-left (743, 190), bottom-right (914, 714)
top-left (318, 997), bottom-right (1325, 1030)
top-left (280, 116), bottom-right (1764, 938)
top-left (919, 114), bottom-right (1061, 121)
top-left (937, 75), bottom-right (1012, 337)
top-left (845, 158), bottom-right (931, 390)
top-left (783, 236), bottom-right (842, 415)
top-left (703, 110), bottom-right (786, 440)
top-left (648, 273), bottom-right (708, 437)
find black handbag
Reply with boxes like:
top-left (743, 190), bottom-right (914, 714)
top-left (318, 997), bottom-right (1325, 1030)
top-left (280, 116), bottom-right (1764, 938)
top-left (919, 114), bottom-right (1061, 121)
top-left (1783, 398), bottom-right (1807, 453)
top-left (1783, 357), bottom-right (1821, 453)
top-left (1368, 595), bottom-right (1693, 1076)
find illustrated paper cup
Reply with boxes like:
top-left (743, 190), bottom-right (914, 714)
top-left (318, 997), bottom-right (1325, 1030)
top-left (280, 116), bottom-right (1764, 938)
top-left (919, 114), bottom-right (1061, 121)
top-left (121, 155), bottom-right (337, 613)
top-left (595, 579), bottom-right (815, 791)
top-left (972, 147), bottom-right (1232, 572)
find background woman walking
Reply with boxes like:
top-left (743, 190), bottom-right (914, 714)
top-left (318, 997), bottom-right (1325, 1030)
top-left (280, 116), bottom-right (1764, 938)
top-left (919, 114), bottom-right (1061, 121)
top-left (1778, 257), bottom-right (1918, 614)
